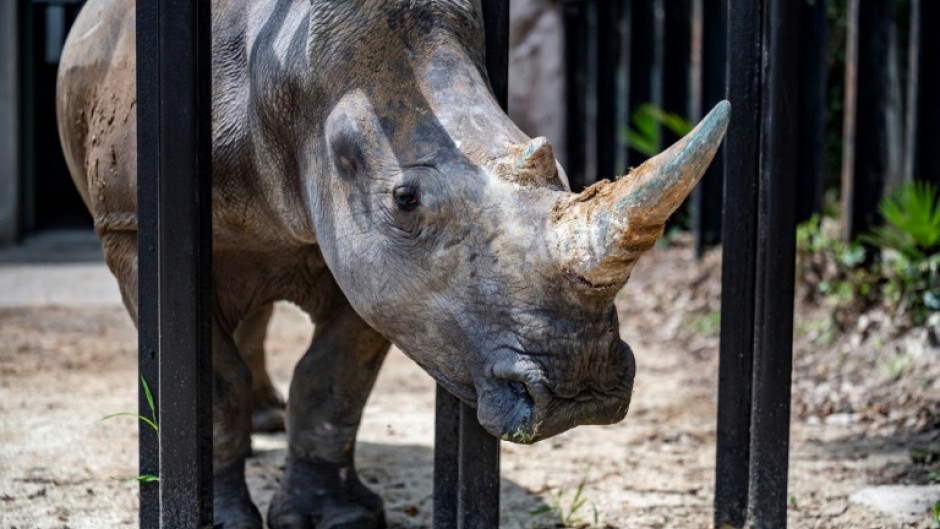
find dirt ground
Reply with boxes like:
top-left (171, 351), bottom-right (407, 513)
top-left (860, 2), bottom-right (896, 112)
top-left (1, 239), bottom-right (938, 528)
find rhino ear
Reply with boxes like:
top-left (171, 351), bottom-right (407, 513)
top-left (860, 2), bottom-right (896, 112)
top-left (327, 112), bottom-right (368, 180)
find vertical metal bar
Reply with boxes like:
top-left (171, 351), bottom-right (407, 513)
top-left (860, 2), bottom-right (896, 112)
top-left (483, 0), bottom-right (510, 110)
top-left (19, 2), bottom-right (37, 234)
top-left (613, 2), bottom-right (630, 177)
top-left (626, 0), bottom-right (663, 167)
top-left (841, 0), bottom-right (893, 242)
top-left (747, 0), bottom-right (800, 526)
top-left (452, 3), bottom-right (507, 529)
top-left (715, 0), bottom-right (761, 526)
top-left (135, 0), bottom-right (160, 526)
top-left (563, 1), bottom-right (588, 191)
top-left (596, 0), bottom-right (624, 182)
top-left (457, 406), bottom-right (501, 529)
top-left (661, 0), bottom-right (692, 149)
top-left (433, 386), bottom-right (460, 529)
top-left (795, 0), bottom-right (828, 225)
top-left (0, 0), bottom-right (20, 245)
top-left (583, 0), bottom-right (599, 186)
top-left (138, 0), bottom-right (214, 526)
top-left (692, 0), bottom-right (726, 256)
top-left (904, 0), bottom-right (940, 186)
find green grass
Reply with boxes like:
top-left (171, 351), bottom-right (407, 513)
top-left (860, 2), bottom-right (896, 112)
top-left (101, 375), bottom-right (159, 482)
top-left (531, 472), bottom-right (602, 529)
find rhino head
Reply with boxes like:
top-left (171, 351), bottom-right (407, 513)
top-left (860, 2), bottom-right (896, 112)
top-left (305, 3), bottom-right (729, 443)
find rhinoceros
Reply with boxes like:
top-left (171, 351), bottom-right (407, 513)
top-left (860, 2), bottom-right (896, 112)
top-left (56, 1), bottom-right (729, 527)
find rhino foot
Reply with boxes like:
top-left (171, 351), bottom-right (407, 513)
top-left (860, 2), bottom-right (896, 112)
top-left (268, 458), bottom-right (385, 529)
top-left (214, 461), bottom-right (263, 529)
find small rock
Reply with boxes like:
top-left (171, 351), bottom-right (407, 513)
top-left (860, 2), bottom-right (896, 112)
top-left (848, 485), bottom-right (940, 519)
top-left (824, 413), bottom-right (858, 426)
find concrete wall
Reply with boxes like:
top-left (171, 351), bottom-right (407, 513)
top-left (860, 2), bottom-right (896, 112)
top-left (0, 0), bottom-right (19, 245)
top-left (508, 0), bottom-right (566, 165)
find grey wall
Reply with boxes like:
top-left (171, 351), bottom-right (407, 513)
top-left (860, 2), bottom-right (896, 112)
top-left (0, 0), bottom-right (20, 245)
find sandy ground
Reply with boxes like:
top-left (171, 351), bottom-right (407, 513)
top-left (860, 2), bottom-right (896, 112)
top-left (1, 234), bottom-right (938, 528)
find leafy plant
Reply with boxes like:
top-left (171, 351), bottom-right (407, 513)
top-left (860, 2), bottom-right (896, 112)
top-left (623, 104), bottom-right (693, 158)
top-left (797, 210), bottom-right (940, 329)
top-left (531, 473), bottom-right (602, 529)
top-left (933, 500), bottom-right (940, 528)
top-left (860, 181), bottom-right (940, 261)
top-left (101, 375), bottom-right (159, 482)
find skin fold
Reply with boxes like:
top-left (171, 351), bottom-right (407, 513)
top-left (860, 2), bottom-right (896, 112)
top-left (56, 1), bottom-right (728, 527)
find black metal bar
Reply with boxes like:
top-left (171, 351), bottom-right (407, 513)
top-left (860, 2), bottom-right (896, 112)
top-left (596, 0), bottom-right (624, 181)
top-left (582, 0), bottom-right (599, 186)
top-left (796, 0), bottom-right (828, 225)
top-left (841, 0), bottom-right (893, 241)
top-left (661, 0), bottom-right (692, 150)
top-left (904, 0), bottom-right (940, 186)
top-left (457, 405), bottom-right (501, 529)
top-left (18, 2), bottom-right (37, 234)
top-left (626, 0), bottom-right (663, 167)
top-left (433, 386), bottom-right (460, 529)
top-left (563, 1), bottom-right (588, 190)
top-left (0, 0), bottom-right (20, 245)
top-left (714, 0), bottom-right (761, 526)
top-left (483, 0), bottom-right (510, 110)
top-left (135, 0), bottom-right (160, 526)
top-left (692, 0), bottom-right (726, 256)
top-left (747, 0), bottom-right (800, 526)
top-left (137, 0), bottom-right (214, 525)
top-left (450, 3), bottom-right (507, 528)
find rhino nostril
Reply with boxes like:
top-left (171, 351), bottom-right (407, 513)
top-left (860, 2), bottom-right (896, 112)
top-left (507, 380), bottom-right (534, 410)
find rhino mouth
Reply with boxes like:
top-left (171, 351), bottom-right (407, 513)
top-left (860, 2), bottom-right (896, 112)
top-left (473, 344), bottom-right (636, 444)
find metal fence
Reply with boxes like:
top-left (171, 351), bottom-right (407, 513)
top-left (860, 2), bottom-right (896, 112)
top-left (126, 0), bottom-right (937, 528)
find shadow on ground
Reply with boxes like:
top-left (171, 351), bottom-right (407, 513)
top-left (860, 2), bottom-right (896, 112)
top-left (247, 437), bottom-right (560, 529)
top-left (803, 424), bottom-right (940, 486)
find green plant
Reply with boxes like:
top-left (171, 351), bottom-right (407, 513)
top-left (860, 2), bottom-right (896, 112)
top-left (928, 470), bottom-right (939, 484)
top-left (797, 210), bottom-right (940, 329)
top-left (861, 181), bottom-right (940, 261)
top-left (101, 375), bottom-right (159, 482)
top-left (933, 500), bottom-right (940, 528)
top-left (623, 104), bottom-right (693, 159)
top-left (531, 473), bottom-right (602, 529)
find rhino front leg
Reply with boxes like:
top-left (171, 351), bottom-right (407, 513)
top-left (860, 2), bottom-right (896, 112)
top-left (233, 303), bottom-right (286, 433)
top-left (268, 300), bottom-right (390, 529)
top-left (213, 320), bottom-right (264, 529)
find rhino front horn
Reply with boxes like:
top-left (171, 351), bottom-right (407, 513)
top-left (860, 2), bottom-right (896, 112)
top-left (549, 100), bottom-right (731, 289)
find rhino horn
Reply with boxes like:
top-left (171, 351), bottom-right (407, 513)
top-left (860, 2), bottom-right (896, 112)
top-left (550, 101), bottom-right (730, 288)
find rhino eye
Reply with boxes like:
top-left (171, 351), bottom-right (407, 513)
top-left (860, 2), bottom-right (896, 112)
top-left (393, 185), bottom-right (420, 211)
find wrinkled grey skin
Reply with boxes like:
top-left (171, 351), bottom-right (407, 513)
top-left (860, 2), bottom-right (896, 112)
top-left (55, 1), bottom-right (712, 528)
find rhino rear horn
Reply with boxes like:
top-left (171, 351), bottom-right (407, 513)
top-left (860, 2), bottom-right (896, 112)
top-left (550, 101), bottom-right (731, 288)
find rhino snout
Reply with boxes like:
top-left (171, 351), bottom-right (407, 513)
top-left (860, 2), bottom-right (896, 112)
top-left (474, 342), bottom-right (636, 444)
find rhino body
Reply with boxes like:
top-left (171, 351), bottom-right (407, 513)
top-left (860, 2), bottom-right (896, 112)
top-left (57, 1), bottom-right (728, 527)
